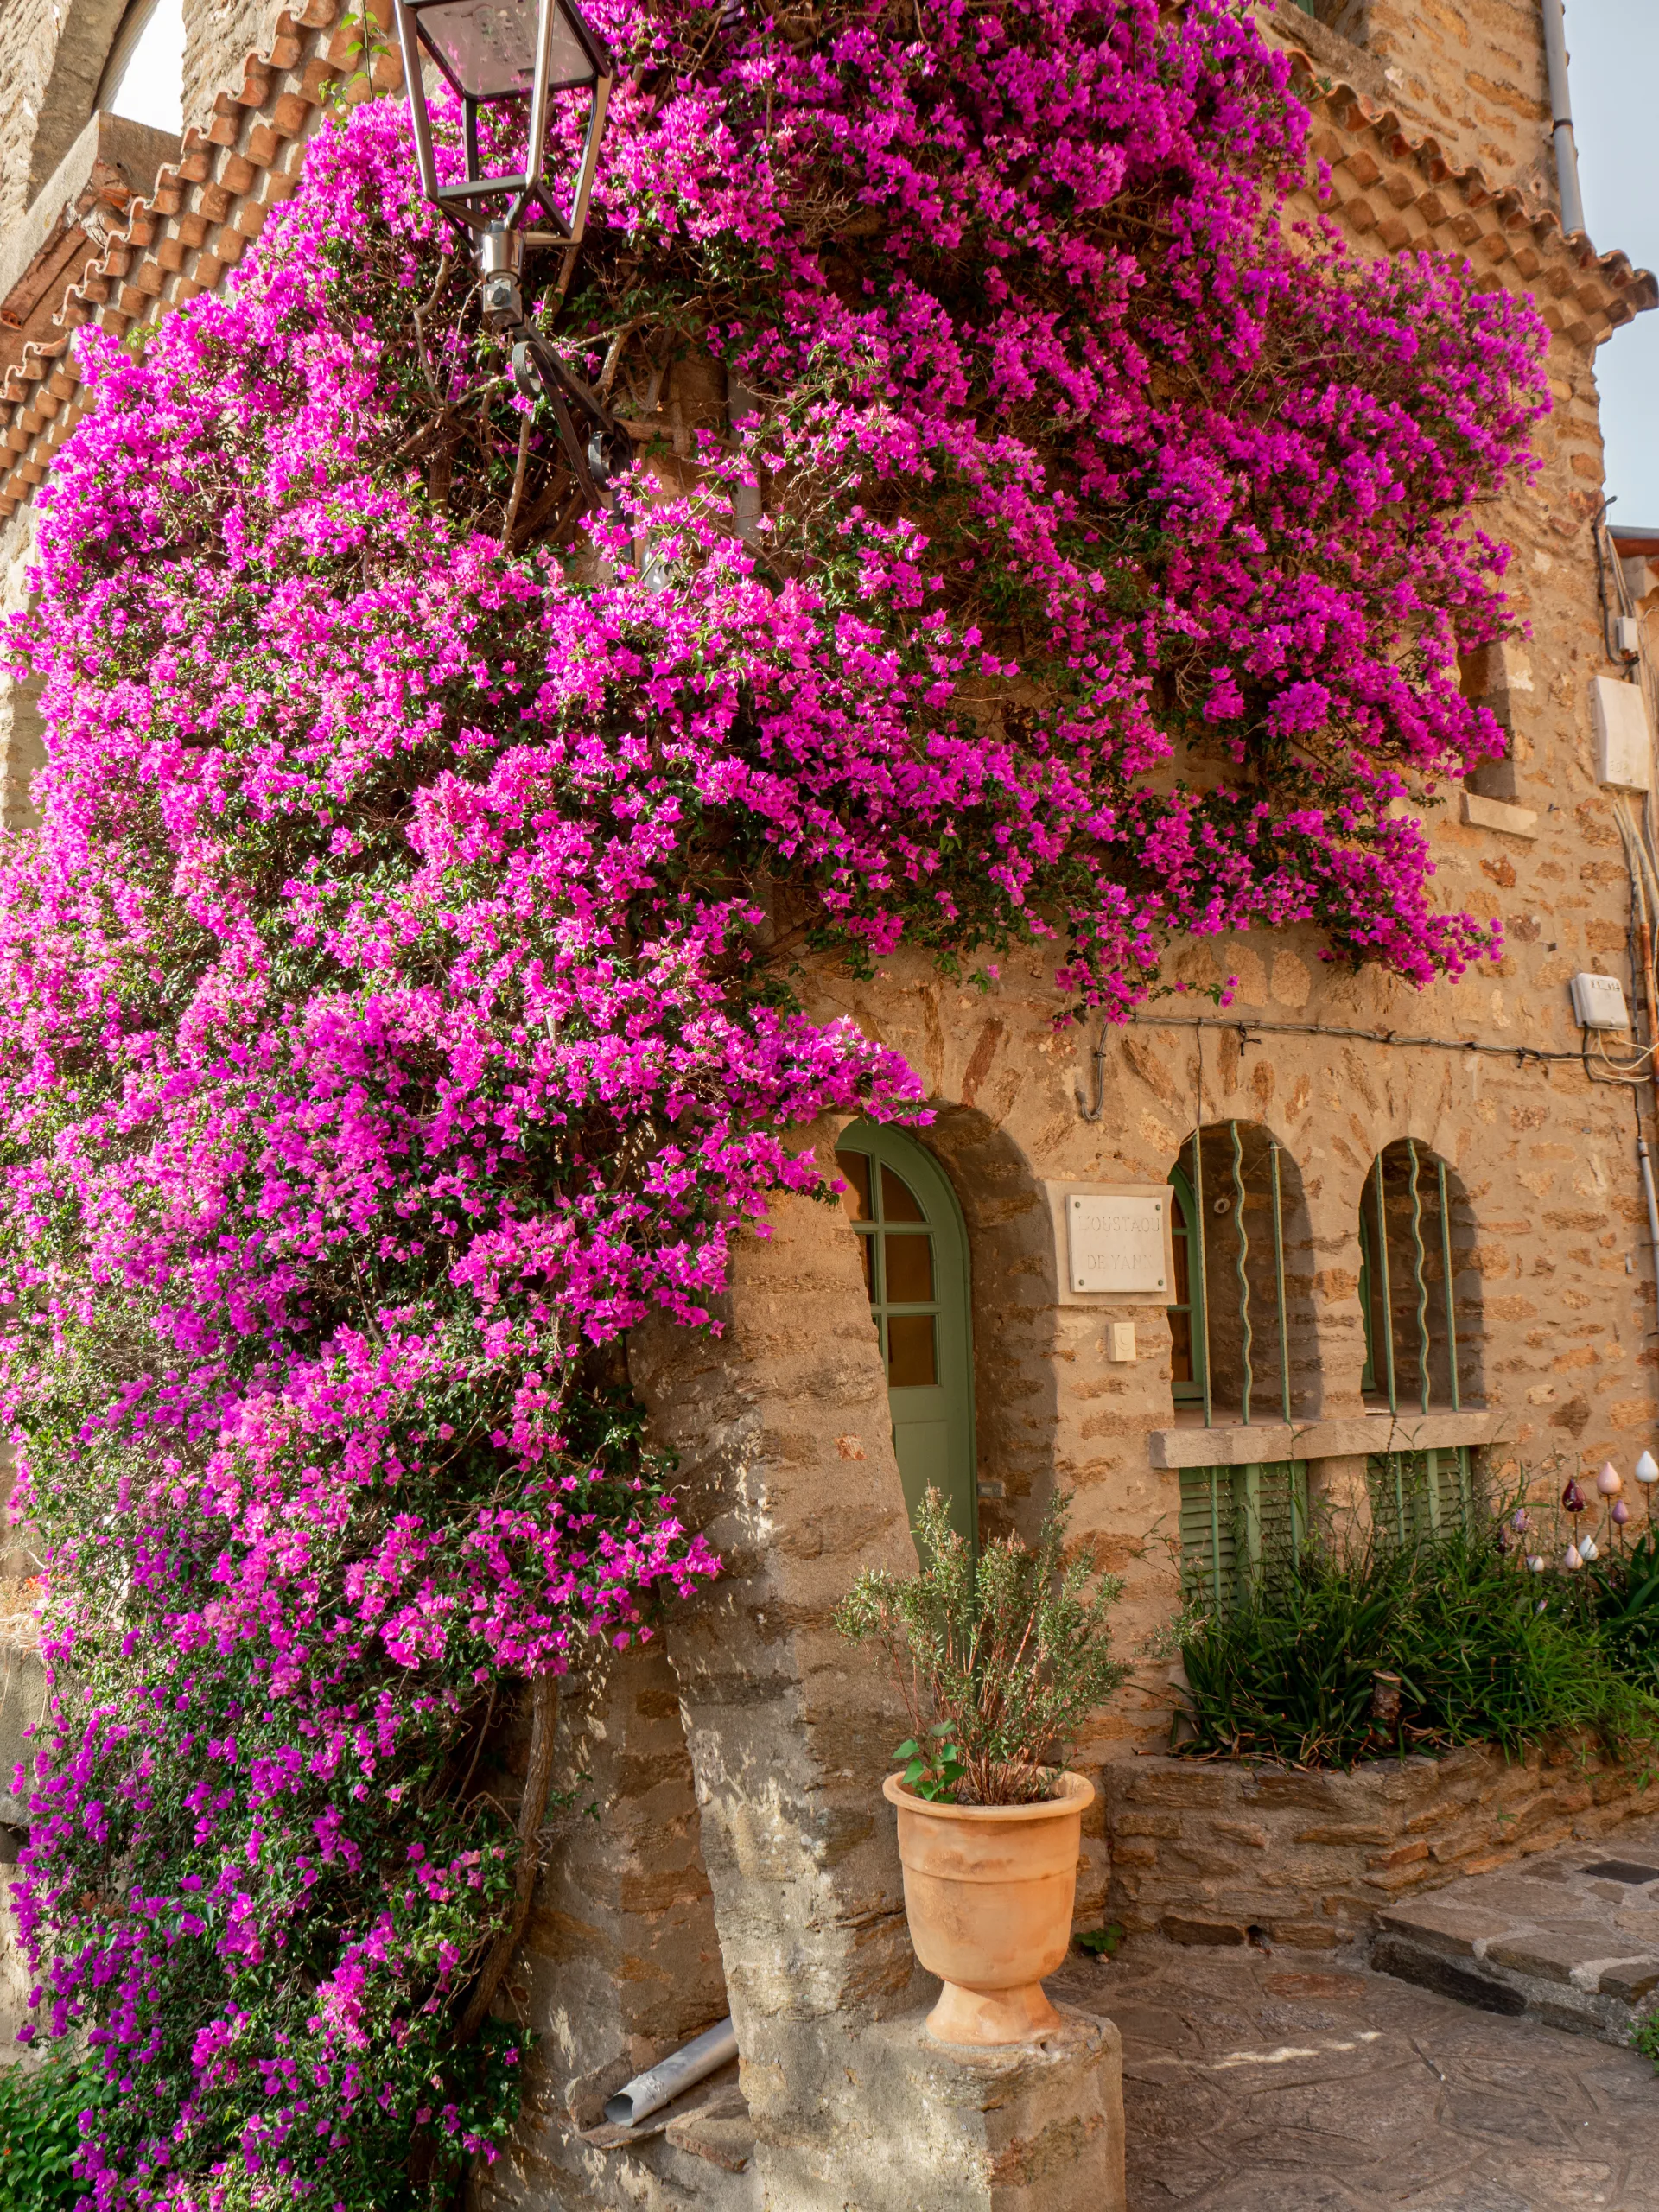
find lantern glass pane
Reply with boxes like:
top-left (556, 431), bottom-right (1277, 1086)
top-left (416, 0), bottom-right (594, 99)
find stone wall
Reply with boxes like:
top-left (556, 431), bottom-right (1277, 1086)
top-left (1103, 1744), bottom-right (1654, 1951)
top-left (0, 502), bottom-right (42, 831)
top-left (523, 1639), bottom-right (728, 2129)
top-left (1273, 0), bottom-right (1560, 215)
top-left (0, 0), bottom-right (128, 232)
top-left (482, 1179), bottom-right (932, 2207)
top-left (0, 0), bottom-right (298, 230)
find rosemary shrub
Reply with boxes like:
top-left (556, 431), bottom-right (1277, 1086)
top-left (836, 1490), bottom-right (1129, 1805)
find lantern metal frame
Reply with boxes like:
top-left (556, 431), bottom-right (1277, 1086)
top-left (393, 0), bottom-right (614, 245)
top-left (393, 0), bottom-right (626, 506)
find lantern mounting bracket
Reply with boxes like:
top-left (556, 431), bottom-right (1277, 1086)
top-left (510, 326), bottom-right (626, 510)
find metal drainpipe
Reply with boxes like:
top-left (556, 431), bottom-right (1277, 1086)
top-left (1541, 0), bottom-right (1586, 236)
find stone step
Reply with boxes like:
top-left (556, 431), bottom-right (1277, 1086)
top-left (1368, 1809), bottom-right (1659, 2042)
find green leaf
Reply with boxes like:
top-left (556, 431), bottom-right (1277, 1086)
top-left (1074, 1922), bottom-right (1124, 1958)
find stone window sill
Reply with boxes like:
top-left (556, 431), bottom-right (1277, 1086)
top-left (1147, 1409), bottom-right (1498, 1470)
top-left (1461, 791), bottom-right (1538, 839)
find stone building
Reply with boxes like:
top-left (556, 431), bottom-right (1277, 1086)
top-left (0, 2), bottom-right (1656, 2208)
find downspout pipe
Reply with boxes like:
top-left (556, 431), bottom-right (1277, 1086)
top-left (603, 2017), bottom-right (739, 2127)
top-left (1541, 0), bottom-right (1587, 236)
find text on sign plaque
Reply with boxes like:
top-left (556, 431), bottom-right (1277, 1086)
top-left (1066, 1192), bottom-right (1167, 1296)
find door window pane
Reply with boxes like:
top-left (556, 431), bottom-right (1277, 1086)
top-left (880, 1165), bottom-right (925, 1223)
top-left (836, 1128), bottom-right (972, 1545)
top-left (883, 1232), bottom-right (934, 1304)
top-left (836, 1150), bottom-right (872, 1221)
top-left (1170, 1306), bottom-right (1193, 1386)
top-left (887, 1313), bottom-right (938, 1387)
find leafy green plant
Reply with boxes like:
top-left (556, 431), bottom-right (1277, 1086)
top-left (836, 1488), bottom-right (1129, 1805)
top-left (0, 2050), bottom-right (110, 2212)
top-left (1576, 1529), bottom-right (1659, 1690)
top-left (1177, 1521), bottom-right (1659, 1769)
top-left (1635, 2002), bottom-right (1659, 2075)
top-left (1073, 1923), bottom-right (1124, 1959)
top-left (893, 1722), bottom-right (967, 1802)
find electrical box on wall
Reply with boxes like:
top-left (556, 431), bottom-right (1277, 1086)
top-left (1592, 676), bottom-right (1653, 791)
top-left (1570, 972), bottom-right (1630, 1030)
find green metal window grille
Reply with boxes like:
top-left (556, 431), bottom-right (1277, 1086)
top-left (1167, 1165), bottom-right (1206, 1406)
top-left (1167, 1123), bottom-right (1293, 1427)
top-left (1358, 1139), bottom-right (1464, 1414)
top-left (1179, 1459), bottom-right (1309, 1611)
top-left (1367, 1446), bottom-right (1475, 1547)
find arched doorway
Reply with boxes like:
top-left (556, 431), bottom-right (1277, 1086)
top-left (835, 1123), bottom-right (977, 1548)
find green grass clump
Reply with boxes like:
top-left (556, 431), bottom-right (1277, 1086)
top-left (1176, 1522), bottom-right (1659, 1770)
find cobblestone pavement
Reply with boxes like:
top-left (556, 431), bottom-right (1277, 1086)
top-left (1052, 1938), bottom-right (1659, 2212)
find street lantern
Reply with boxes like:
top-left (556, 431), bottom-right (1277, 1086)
top-left (393, 0), bottom-right (624, 505)
top-left (395, 0), bottom-right (613, 248)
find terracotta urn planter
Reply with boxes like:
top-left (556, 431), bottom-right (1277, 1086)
top-left (882, 1768), bottom-right (1095, 2045)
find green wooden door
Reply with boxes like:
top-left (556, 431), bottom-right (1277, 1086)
top-left (835, 1123), bottom-right (976, 1549)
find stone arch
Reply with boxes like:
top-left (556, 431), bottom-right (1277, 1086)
top-left (1166, 1120), bottom-right (1320, 1422)
top-left (1357, 1135), bottom-right (1484, 1413)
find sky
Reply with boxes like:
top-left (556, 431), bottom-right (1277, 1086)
top-left (1572, 0), bottom-right (1659, 526)
top-left (101, 0), bottom-right (183, 137)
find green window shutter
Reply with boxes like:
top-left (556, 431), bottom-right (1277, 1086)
top-left (1180, 1461), bottom-right (1307, 1611)
top-left (1179, 1465), bottom-right (1237, 1613)
top-left (1439, 1445), bottom-right (1473, 1530)
top-left (1166, 1164), bottom-right (1205, 1406)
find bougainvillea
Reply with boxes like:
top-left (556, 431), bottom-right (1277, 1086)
top-left (0, 0), bottom-right (1547, 2203)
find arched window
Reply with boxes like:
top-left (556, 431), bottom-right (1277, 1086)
top-left (1166, 1123), bottom-right (1315, 1609)
top-left (97, 0), bottom-right (183, 133)
top-left (1357, 1139), bottom-right (1478, 1415)
top-left (1358, 1139), bottom-right (1482, 1541)
top-left (1166, 1122), bottom-right (1313, 1427)
top-left (836, 1123), bottom-right (976, 1549)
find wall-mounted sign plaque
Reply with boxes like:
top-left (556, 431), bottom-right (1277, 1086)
top-left (1066, 1192), bottom-right (1166, 1294)
top-left (1045, 1183), bottom-right (1176, 1305)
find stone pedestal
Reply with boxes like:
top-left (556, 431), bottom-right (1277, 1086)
top-left (752, 2005), bottom-right (1125, 2212)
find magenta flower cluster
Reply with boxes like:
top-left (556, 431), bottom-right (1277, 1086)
top-left (0, 2), bottom-right (1546, 2203)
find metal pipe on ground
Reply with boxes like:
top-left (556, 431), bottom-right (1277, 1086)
top-left (603, 2018), bottom-right (739, 2127)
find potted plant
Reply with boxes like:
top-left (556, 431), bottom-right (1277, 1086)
top-left (835, 1489), bottom-right (1129, 2045)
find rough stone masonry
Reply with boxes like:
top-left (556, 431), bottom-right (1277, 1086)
top-left (0, 3), bottom-right (1656, 2208)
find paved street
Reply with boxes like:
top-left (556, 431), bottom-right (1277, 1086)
top-left (1053, 1939), bottom-right (1659, 2212)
